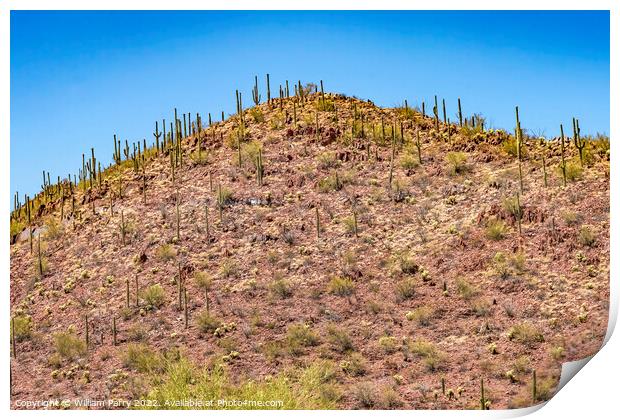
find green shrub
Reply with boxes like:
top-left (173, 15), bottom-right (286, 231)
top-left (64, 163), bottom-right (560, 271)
top-left (340, 352), bottom-right (367, 376)
top-left (563, 160), bottom-right (583, 181)
top-left (53, 331), bottom-right (86, 360)
top-left (12, 315), bottom-right (33, 342)
top-left (486, 217), bottom-right (508, 240)
top-left (445, 152), bottom-right (468, 175)
top-left (395, 278), bottom-right (416, 301)
top-left (124, 343), bottom-right (164, 373)
top-left (142, 358), bottom-right (340, 409)
top-left (141, 284), bottom-right (166, 309)
top-left (326, 325), bottom-right (354, 353)
top-left (456, 278), bottom-right (480, 300)
top-left (405, 306), bottom-right (434, 326)
top-left (399, 152), bottom-right (419, 170)
top-left (507, 322), bottom-right (544, 346)
top-left (578, 225), bottom-right (596, 247)
top-left (249, 108), bottom-right (265, 123)
top-left (286, 323), bottom-right (320, 349)
top-left (270, 277), bottom-right (293, 299)
top-left (156, 244), bottom-right (177, 261)
top-left (327, 276), bottom-right (355, 296)
top-left (408, 339), bottom-right (445, 371)
top-left (196, 311), bottom-right (222, 334)
top-left (378, 336), bottom-right (399, 354)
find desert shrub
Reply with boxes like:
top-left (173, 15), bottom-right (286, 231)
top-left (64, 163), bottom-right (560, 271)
top-left (445, 151), bottom-right (468, 175)
top-left (378, 336), bottom-right (399, 354)
top-left (141, 284), bottom-right (166, 309)
top-left (399, 152), bottom-right (419, 170)
top-left (194, 271), bottom-right (213, 291)
top-left (456, 278), bottom-right (480, 300)
top-left (126, 323), bottom-right (148, 342)
top-left (219, 258), bottom-right (238, 278)
top-left (502, 196), bottom-right (522, 219)
top-left (408, 339), bottom-right (445, 371)
top-left (143, 358), bottom-right (340, 409)
top-left (397, 253), bottom-right (419, 274)
top-left (486, 217), bottom-right (508, 240)
top-left (471, 298), bottom-right (492, 316)
top-left (561, 210), bottom-right (582, 226)
top-left (53, 331), bottom-right (86, 360)
top-left (270, 111), bottom-right (286, 130)
top-left (270, 277), bottom-right (293, 299)
top-left (340, 352), bottom-right (367, 376)
top-left (326, 325), bottom-right (354, 353)
top-left (11, 315), bottom-right (33, 342)
top-left (327, 276), bottom-right (355, 296)
top-left (353, 382), bottom-right (377, 408)
top-left (249, 108), bottom-right (265, 123)
top-left (405, 305), bottom-right (434, 326)
top-left (395, 278), bottom-right (416, 301)
top-left (317, 152), bottom-right (338, 169)
top-left (10, 219), bottom-right (26, 241)
top-left (215, 185), bottom-right (234, 205)
top-left (124, 343), bottom-right (164, 373)
top-left (44, 217), bottom-right (64, 241)
top-left (507, 322), bottom-right (544, 346)
top-left (156, 244), bottom-right (176, 261)
top-left (318, 171), bottom-right (351, 192)
top-left (316, 99), bottom-right (336, 112)
top-left (286, 323), bottom-right (320, 349)
top-left (196, 311), bottom-right (222, 334)
top-left (563, 160), bottom-right (583, 181)
top-left (578, 225), bottom-right (596, 247)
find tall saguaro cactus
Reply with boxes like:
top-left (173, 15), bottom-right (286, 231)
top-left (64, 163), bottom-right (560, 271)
top-left (559, 124), bottom-right (567, 187)
top-left (515, 106), bottom-right (524, 194)
top-left (252, 75), bottom-right (261, 105)
top-left (572, 117), bottom-right (586, 167)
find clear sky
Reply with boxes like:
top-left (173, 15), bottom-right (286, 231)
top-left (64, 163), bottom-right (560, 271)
top-left (10, 10), bottom-right (610, 205)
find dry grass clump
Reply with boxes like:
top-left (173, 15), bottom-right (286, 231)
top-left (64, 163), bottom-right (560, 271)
top-left (507, 322), bottom-right (544, 346)
top-left (327, 276), bottom-right (355, 296)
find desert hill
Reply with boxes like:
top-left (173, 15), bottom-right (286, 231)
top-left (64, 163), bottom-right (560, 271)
top-left (9, 81), bottom-right (610, 409)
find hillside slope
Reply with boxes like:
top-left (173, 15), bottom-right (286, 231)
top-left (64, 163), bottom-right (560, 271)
top-left (9, 90), bottom-right (610, 409)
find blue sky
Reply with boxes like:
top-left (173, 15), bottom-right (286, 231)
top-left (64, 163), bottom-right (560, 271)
top-left (10, 10), bottom-right (610, 205)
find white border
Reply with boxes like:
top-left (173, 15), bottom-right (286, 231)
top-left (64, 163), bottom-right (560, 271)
top-left (1, 2), bottom-right (616, 419)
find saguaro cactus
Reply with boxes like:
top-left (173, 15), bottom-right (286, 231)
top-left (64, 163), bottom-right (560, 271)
top-left (559, 124), bottom-right (567, 187)
top-left (572, 117), bottom-right (586, 167)
top-left (515, 106), bottom-right (524, 193)
top-left (458, 98), bottom-right (463, 127)
top-left (252, 75), bottom-right (261, 105)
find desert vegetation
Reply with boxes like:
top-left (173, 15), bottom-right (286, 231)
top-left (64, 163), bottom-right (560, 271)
top-left (9, 76), bottom-right (610, 409)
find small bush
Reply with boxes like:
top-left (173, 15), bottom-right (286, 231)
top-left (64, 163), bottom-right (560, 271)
top-left (12, 315), bottom-right (33, 342)
top-left (563, 161), bottom-right (583, 181)
top-left (340, 352), bottom-right (367, 376)
top-left (507, 322), bottom-right (544, 346)
top-left (354, 382), bottom-right (377, 408)
top-left (141, 284), bottom-right (166, 309)
top-left (395, 278), bottom-right (416, 301)
top-left (127, 324), bottom-right (148, 342)
top-left (406, 306), bottom-right (434, 326)
top-left (270, 277), bottom-right (293, 299)
top-left (196, 311), bottom-right (222, 334)
top-left (156, 244), bottom-right (176, 261)
top-left (578, 225), bottom-right (596, 247)
top-left (456, 278), bottom-right (480, 300)
top-left (399, 152), bottom-right (419, 170)
top-left (408, 339), bottom-right (445, 371)
top-left (53, 331), bottom-right (86, 361)
top-left (326, 325), bottom-right (354, 353)
top-left (124, 343), bottom-right (164, 373)
top-left (317, 152), bottom-right (338, 170)
top-left (286, 323), bottom-right (320, 349)
top-left (502, 196), bottom-right (522, 219)
top-left (398, 253), bottom-right (419, 274)
top-left (445, 152), bottom-right (468, 175)
top-left (561, 210), bottom-right (582, 226)
top-left (486, 217), bottom-right (508, 240)
top-left (327, 276), bottom-right (355, 296)
top-left (194, 271), bottom-right (213, 291)
top-left (378, 336), bottom-right (399, 354)
top-left (219, 259), bottom-right (238, 278)
top-left (249, 108), bottom-right (265, 123)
